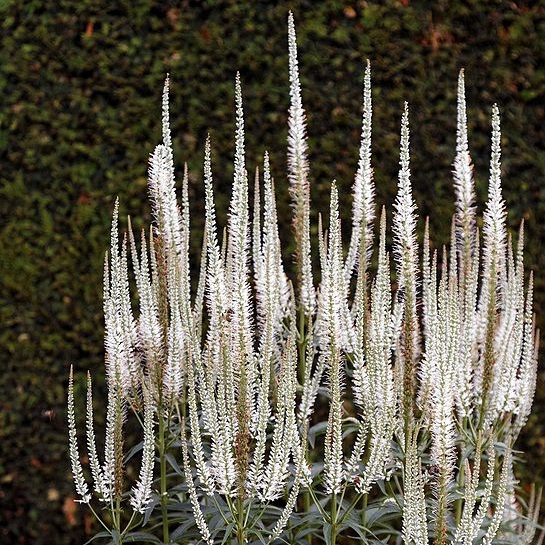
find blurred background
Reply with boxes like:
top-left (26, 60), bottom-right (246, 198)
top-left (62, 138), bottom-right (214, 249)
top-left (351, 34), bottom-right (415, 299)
top-left (1, 0), bottom-right (544, 543)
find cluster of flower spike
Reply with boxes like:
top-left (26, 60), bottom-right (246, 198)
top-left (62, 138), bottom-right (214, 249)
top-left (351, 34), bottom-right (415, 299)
top-left (68, 11), bottom-right (539, 545)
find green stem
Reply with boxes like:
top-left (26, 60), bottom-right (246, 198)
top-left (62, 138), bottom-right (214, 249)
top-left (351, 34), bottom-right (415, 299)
top-left (385, 478), bottom-right (403, 511)
top-left (337, 493), bottom-right (360, 526)
top-left (122, 511), bottom-right (137, 536)
top-left (247, 502), bottom-right (268, 532)
top-left (308, 486), bottom-right (329, 521)
top-left (435, 461), bottom-right (448, 545)
top-left (243, 498), bottom-right (253, 528)
top-left (330, 493), bottom-right (338, 545)
top-left (236, 496), bottom-right (246, 544)
top-left (88, 503), bottom-right (111, 535)
top-left (361, 493), bottom-right (368, 535)
top-left (115, 496), bottom-right (123, 545)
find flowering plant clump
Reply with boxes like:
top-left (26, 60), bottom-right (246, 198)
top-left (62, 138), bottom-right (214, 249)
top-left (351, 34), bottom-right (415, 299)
top-left (67, 12), bottom-right (541, 545)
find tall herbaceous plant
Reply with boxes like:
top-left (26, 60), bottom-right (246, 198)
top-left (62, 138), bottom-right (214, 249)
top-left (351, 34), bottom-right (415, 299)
top-left (67, 12), bottom-right (541, 545)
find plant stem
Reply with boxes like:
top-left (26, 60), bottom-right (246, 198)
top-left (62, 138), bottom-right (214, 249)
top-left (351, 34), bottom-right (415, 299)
top-left (330, 493), bottom-right (338, 545)
top-left (361, 493), bottom-right (368, 534)
top-left (87, 504), bottom-right (110, 535)
top-left (115, 496), bottom-right (123, 545)
top-left (236, 496), bottom-right (246, 544)
top-left (435, 462), bottom-right (448, 545)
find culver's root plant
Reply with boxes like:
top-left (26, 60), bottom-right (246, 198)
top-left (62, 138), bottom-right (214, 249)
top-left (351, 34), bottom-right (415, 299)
top-left (67, 12), bottom-right (542, 545)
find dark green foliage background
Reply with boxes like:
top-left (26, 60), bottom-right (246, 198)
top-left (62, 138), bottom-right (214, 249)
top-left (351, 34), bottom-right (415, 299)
top-left (1, 0), bottom-right (544, 543)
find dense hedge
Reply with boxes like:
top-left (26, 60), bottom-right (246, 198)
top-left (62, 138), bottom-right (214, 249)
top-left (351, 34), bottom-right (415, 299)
top-left (1, 1), bottom-right (544, 543)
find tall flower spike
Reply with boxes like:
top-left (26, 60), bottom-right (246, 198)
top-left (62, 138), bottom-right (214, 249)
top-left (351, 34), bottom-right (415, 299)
top-left (402, 433), bottom-right (428, 545)
top-left (487, 226), bottom-right (527, 421)
top-left (453, 69), bottom-right (476, 275)
top-left (255, 152), bottom-right (290, 333)
top-left (164, 278), bottom-right (185, 401)
top-left (192, 223), bottom-right (208, 342)
top-left (482, 104), bottom-right (507, 293)
top-left (345, 59), bottom-right (375, 283)
top-left (454, 438), bottom-right (484, 544)
top-left (353, 209), bottom-right (396, 492)
top-left (130, 389), bottom-right (155, 513)
top-left (392, 102), bottom-right (419, 419)
top-left (203, 134), bottom-right (227, 335)
top-left (162, 74), bottom-right (172, 149)
top-left (181, 421), bottom-right (214, 545)
top-left (259, 333), bottom-right (299, 501)
top-left (128, 225), bottom-right (163, 388)
top-left (482, 448), bottom-right (512, 545)
top-left (393, 103), bottom-right (418, 294)
top-left (104, 200), bottom-right (139, 397)
top-left (228, 74), bottom-right (255, 449)
top-left (201, 134), bottom-right (238, 495)
top-left (426, 251), bottom-right (459, 544)
top-left (85, 372), bottom-right (106, 500)
top-left (102, 369), bottom-right (125, 502)
top-left (67, 366), bottom-right (91, 504)
top-left (514, 272), bottom-right (538, 434)
top-left (288, 11), bottom-right (315, 313)
top-left (252, 165), bottom-right (262, 283)
top-left (180, 162), bottom-right (192, 318)
top-left (317, 178), bottom-right (355, 352)
top-left (466, 444), bottom-right (497, 542)
top-left (227, 73), bottom-right (253, 351)
top-left (322, 183), bottom-right (345, 495)
top-left (102, 217), bottom-right (132, 497)
top-left (148, 76), bottom-right (183, 254)
top-left (480, 104), bottom-right (507, 406)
